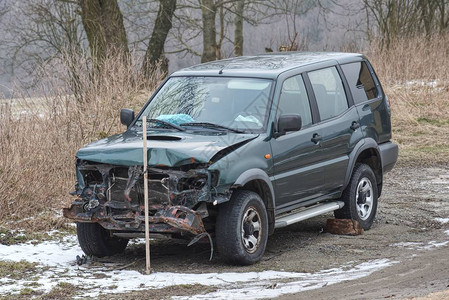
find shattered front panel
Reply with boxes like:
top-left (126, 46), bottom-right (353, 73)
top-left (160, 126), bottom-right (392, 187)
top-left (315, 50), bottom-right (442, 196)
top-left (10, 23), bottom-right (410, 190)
top-left (64, 161), bottom-right (215, 236)
top-left (109, 167), bottom-right (170, 206)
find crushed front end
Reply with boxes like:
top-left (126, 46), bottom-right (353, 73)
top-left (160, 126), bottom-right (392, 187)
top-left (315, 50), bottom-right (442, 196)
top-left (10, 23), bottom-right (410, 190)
top-left (63, 159), bottom-right (229, 239)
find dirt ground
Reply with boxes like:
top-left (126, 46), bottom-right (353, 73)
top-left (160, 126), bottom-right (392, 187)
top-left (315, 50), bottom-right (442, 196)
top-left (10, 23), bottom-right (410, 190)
top-left (1, 162), bottom-right (448, 299)
top-left (279, 246), bottom-right (449, 300)
top-left (93, 161), bottom-right (449, 299)
top-left (277, 163), bottom-right (449, 300)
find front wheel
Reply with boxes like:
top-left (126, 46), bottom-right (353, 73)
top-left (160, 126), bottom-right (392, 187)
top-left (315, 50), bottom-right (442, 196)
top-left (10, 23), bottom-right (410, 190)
top-left (76, 223), bottom-right (129, 257)
top-left (215, 190), bottom-right (268, 265)
top-left (334, 163), bottom-right (378, 230)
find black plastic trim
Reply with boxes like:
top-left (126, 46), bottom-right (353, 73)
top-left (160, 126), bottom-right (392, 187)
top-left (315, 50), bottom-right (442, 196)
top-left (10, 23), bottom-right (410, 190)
top-left (302, 72), bottom-right (321, 124)
top-left (379, 142), bottom-right (399, 173)
top-left (343, 138), bottom-right (380, 189)
top-left (336, 64), bottom-right (355, 107)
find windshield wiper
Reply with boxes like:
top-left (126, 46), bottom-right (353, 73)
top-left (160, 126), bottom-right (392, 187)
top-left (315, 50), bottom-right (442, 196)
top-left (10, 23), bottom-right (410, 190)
top-left (180, 122), bottom-right (244, 133)
top-left (146, 118), bottom-right (186, 131)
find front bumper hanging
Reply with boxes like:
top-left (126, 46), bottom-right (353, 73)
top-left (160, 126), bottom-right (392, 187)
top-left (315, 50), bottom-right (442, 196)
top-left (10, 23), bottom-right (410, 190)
top-left (63, 162), bottom-right (218, 237)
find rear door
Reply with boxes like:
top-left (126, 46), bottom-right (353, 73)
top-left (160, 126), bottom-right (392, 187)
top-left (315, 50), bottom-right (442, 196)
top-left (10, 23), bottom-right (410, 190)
top-left (340, 60), bottom-right (392, 143)
top-left (306, 66), bottom-right (363, 192)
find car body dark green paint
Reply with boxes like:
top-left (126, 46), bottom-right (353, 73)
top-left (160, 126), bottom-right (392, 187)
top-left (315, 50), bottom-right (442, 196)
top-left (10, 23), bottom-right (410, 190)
top-left (65, 52), bottom-right (398, 253)
top-left (76, 130), bottom-right (259, 167)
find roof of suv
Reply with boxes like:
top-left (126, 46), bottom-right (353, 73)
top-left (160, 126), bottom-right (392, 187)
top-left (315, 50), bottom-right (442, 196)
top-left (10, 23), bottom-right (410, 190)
top-left (172, 52), bottom-right (364, 79)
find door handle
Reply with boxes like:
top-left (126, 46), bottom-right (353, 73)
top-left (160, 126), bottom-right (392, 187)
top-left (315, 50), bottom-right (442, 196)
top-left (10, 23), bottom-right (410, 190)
top-left (350, 121), bottom-right (360, 130)
top-left (311, 133), bottom-right (322, 144)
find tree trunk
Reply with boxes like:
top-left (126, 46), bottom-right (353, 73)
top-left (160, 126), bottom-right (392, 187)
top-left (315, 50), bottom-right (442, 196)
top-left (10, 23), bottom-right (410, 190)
top-left (420, 0), bottom-right (431, 37)
top-left (79, 0), bottom-right (129, 64)
top-left (234, 0), bottom-right (244, 56)
top-left (387, 0), bottom-right (398, 49)
top-left (438, 0), bottom-right (448, 34)
top-left (142, 0), bottom-right (177, 79)
top-left (216, 4), bottom-right (224, 60)
top-left (201, 0), bottom-right (217, 63)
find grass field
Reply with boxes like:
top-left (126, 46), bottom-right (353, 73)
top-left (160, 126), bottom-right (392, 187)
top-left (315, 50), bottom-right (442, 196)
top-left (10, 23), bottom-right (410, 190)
top-left (0, 36), bottom-right (448, 233)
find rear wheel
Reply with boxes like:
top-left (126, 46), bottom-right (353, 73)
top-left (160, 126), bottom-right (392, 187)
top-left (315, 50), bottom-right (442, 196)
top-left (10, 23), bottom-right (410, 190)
top-left (334, 163), bottom-right (378, 230)
top-left (215, 190), bottom-right (268, 265)
top-left (76, 223), bottom-right (129, 257)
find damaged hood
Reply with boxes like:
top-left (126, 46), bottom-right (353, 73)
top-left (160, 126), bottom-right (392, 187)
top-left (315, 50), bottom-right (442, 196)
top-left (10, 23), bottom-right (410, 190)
top-left (76, 130), bottom-right (257, 167)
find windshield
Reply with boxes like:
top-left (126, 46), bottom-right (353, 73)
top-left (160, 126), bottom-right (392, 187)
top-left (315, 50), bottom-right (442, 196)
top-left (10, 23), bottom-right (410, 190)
top-left (136, 76), bottom-right (273, 132)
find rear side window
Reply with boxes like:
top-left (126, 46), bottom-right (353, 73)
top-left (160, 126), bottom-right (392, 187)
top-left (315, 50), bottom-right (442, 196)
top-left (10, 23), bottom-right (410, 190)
top-left (341, 62), bottom-right (378, 104)
top-left (308, 67), bottom-right (348, 121)
top-left (277, 74), bottom-right (312, 127)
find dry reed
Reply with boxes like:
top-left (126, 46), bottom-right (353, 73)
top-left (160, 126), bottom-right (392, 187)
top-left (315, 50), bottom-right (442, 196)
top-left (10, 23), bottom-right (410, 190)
top-left (366, 35), bottom-right (449, 164)
top-left (0, 52), bottom-right (161, 231)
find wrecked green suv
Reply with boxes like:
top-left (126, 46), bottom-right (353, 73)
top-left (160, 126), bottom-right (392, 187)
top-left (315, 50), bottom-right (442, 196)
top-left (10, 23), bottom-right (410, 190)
top-left (64, 52), bottom-right (398, 265)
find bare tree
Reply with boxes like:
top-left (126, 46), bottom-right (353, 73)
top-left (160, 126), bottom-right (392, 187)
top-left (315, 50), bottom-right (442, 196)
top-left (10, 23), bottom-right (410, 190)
top-left (233, 0), bottom-right (244, 56)
top-left (79, 0), bottom-right (129, 64)
top-left (2, 0), bottom-right (181, 91)
top-left (1, 0), bottom-right (84, 89)
top-left (142, 0), bottom-right (177, 78)
top-left (417, 0), bottom-right (437, 37)
top-left (435, 0), bottom-right (449, 33)
top-left (0, 0), bottom-right (8, 19)
top-left (362, 0), bottom-right (449, 48)
top-left (200, 0), bottom-right (217, 62)
top-left (170, 0), bottom-right (317, 63)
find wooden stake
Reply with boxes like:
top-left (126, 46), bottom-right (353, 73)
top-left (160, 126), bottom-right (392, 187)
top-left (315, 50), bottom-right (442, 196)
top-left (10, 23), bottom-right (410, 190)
top-left (142, 116), bottom-right (151, 274)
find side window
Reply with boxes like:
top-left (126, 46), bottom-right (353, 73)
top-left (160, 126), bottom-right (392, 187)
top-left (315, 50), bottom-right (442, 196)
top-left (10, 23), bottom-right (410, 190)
top-left (341, 61), bottom-right (379, 104)
top-left (277, 74), bottom-right (312, 127)
top-left (308, 67), bottom-right (348, 121)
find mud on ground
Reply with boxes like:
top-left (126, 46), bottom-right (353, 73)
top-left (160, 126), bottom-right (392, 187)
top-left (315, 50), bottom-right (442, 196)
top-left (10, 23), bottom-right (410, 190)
top-left (1, 163), bottom-right (448, 299)
top-left (89, 162), bottom-right (449, 299)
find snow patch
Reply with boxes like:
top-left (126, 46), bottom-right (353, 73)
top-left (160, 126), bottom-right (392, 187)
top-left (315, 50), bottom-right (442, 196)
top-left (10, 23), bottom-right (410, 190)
top-left (419, 241), bottom-right (449, 250)
top-left (0, 235), bottom-right (79, 267)
top-left (405, 80), bottom-right (439, 88)
top-left (174, 259), bottom-right (395, 300)
top-left (391, 240), bottom-right (449, 251)
top-left (435, 218), bottom-right (449, 224)
top-left (391, 242), bottom-right (424, 250)
top-left (0, 236), bottom-right (396, 299)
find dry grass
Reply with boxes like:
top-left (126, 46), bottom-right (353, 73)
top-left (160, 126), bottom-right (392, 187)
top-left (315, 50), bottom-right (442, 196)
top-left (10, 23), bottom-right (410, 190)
top-left (0, 260), bottom-right (40, 280)
top-left (0, 36), bottom-right (448, 232)
top-left (39, 282), bottom-right (77, 300)
top-left (366, 35), bottom-right (449, 165)
top-left (0, 52), bottom-right (161, 231)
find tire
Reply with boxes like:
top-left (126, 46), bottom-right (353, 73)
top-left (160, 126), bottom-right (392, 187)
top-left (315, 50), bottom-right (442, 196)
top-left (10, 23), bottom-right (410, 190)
top-left (334, 163), bottom-right (378, 230)
top-left (76, 223), bottom-right (129, 257)
top-left (215, 190), bottom-right (269, 265)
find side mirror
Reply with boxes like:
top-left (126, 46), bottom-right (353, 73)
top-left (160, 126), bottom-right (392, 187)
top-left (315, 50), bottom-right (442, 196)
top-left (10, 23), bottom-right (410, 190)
top-left (120, 108), bottom-right (135, 127)
top-left (277, 114), bottom-right (302, 137)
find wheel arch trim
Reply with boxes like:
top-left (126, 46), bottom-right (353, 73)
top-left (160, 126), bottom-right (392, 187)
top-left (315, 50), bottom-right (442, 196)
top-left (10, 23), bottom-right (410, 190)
top-left (344, 138), bottom-right (382, 190)
top-left (232, 168), bottom-right (276, 234)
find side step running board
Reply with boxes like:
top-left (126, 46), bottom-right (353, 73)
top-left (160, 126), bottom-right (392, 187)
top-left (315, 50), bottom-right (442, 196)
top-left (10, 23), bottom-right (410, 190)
top-left (275, 201), bottom-right (344, 229)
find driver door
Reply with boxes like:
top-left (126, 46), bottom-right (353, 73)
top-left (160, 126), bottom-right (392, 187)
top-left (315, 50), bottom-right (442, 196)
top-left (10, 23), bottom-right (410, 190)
top-left (270, 74), bottom-right (324, 209)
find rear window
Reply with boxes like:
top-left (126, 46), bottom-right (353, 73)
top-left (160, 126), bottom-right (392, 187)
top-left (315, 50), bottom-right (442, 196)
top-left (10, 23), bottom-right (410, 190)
top-left (341, 62), bottom-right (378, 104)
top-left (308, 67), bottom-right (349, 121)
